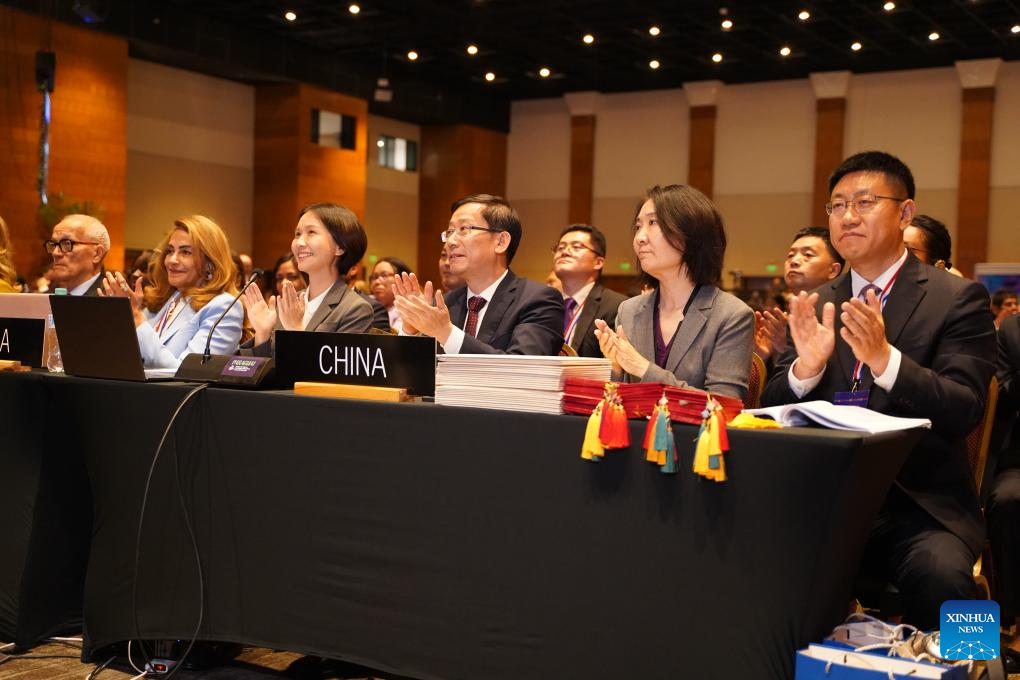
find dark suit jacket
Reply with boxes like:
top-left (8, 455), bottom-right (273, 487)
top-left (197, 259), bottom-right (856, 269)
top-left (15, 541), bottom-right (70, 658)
top-left (446, 270), bottom-right (563, 355)
top-left (358, 290), bottom-right (391, 331)
top-left (569, 282), bottom-right (628, 358)
top-left (761, 254), bottom-right (996, 551)
top-left (990, 314), bottom-right (1020, 477)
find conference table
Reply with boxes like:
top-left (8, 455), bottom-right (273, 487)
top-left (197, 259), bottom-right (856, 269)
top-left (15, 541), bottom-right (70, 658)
top-left (0, 371), bottom-right (920, 679)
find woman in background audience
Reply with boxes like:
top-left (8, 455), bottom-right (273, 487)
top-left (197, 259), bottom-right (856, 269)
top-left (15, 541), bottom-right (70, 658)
top-left (903, 214), bottom-right (963, 277)
top-left (0, 216), bottom-right (18, 293)
top-left (369, 257), bottom-right (411, 332)
top-left (100, 215), bottom-right (243, 369)
top-left (128, 249), bottom-right (157, 289)
top-left (595, 184), bottom-right (754, 400)
top-left (272, 252), bottom-right (307, 296)
top-left (241, 203), bottom-right (373, 356)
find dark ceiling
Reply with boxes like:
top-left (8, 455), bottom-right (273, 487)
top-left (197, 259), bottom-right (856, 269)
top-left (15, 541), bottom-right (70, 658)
top-left (5, 0), bottom-right (1020, 130)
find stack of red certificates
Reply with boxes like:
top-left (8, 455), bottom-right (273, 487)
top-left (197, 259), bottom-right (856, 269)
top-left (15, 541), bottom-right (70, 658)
top-left (562, 379), bottom-right (744, 425)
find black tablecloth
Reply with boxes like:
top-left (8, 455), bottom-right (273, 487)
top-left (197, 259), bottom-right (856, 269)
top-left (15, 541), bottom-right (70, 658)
top-left (0, 372), bottom-right (920, 679)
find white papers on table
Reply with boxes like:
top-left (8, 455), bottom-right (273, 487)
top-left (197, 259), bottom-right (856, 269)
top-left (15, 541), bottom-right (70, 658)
top-left (744, 400), bottom-right (931, 434)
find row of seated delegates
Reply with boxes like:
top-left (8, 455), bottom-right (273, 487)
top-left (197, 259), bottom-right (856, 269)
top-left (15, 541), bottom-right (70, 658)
top-left (552, 223), bottom-right (627, 359)
top-left (991, 313), bottom-right (1020, 632)
top-left (99, 215), bottom-right (244, 369)
top-left (762, 150), bottom-right (997, 629)
top-left (0, 215), bottom-right (17, 293)
top-left (992, 288), bottom-right (1019, 330)
top-left (240, 202), bottom-right (373, 356)
top-left (594, 184), bottom-right (754, 400)
top-left (368, 256), bottom-right (411, 332)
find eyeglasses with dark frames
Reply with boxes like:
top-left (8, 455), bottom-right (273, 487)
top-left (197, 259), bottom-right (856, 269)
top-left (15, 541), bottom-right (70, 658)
top-left (44, 238), bottom-right (102, 254)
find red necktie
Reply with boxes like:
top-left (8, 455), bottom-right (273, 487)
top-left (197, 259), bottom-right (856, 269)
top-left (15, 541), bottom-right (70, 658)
top-left (465, 296), bottom-right (487, 337)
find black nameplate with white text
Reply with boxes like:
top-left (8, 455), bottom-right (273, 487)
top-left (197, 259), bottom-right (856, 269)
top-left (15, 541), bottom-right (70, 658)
top-left (274, 330), bottom-right (437, 396)
top-left (0, 317), bottom-right (46, 367)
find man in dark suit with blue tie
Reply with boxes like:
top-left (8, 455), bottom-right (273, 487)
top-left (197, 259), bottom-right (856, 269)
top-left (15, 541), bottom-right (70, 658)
top-left (761, 151), bottom-right (996, 628)
top-left (393, 194), bottom-right (563, 355)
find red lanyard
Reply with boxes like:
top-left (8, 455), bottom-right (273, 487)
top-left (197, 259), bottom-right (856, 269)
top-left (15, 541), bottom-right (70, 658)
top-left (850, 258), bottom-right (907, 388)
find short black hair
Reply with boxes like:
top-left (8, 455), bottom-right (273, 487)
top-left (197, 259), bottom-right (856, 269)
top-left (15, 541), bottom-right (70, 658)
top-left (635, 185), bottom-right (726, 286)
top-left (792, 226), bottom-right (845, 267)
top-left (828, 151), bottom-right (915, 200)
top-left (298, 203), bottom-right (368, 277)
top-left (376, 256), bottom-right (411, 277)
top-left (992, 288), bottom-right (1017, 308)
top-left (909, 214), bottom-right (953, 269)
top-left (451, 194), bottom-right (522, 265)
top-left (557, 223), bottom-right (607, 257)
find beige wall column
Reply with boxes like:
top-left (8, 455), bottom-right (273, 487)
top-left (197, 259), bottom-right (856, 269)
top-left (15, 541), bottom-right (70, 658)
top-left (809, 71), bottom-right (850, 226)
top-left (563, 92), bottom-right (600, 225)
top-left (683, 81), bottom-right (722, 198)
top-left (954, 59), bottom-right (1001, 277)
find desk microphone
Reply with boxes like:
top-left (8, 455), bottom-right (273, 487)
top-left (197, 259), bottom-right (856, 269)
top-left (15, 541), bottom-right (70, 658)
top-left (203, 269), bottom-right (264, 364)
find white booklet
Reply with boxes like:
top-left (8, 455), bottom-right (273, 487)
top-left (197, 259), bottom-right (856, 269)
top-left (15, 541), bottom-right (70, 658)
top-left (744, 400), bottom-right (931, 434)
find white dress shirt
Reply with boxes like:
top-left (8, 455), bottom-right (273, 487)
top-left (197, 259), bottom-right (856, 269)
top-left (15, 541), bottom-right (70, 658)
top-left (442, 269), bottom-right (509, 355)
top-left (387, 305), bottom-right (402, 333)
top-left (789, 248), bottom-right (908, 398)
top-left (69, 271), bottom-right (102, 296)
top-left (301, 286), bottom-right (329, 329)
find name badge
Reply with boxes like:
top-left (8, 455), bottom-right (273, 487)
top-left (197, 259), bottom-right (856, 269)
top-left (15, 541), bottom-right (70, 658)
top-left (833, 390), bottom-right (870, 408)
top-left (274, 330), bottom-right (437, 396)
top-left (0, 317), bottom-right (46, 367)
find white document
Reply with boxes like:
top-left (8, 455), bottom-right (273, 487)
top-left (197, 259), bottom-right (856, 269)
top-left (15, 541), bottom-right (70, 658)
top-left (745, 400), bottom-right (931, 434)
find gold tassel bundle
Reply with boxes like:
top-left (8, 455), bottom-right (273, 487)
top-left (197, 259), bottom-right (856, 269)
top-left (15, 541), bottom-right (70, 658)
top-left (692, 393), bottom-right (729, 482)
top-left (580, 383), bottom-right (630, 462)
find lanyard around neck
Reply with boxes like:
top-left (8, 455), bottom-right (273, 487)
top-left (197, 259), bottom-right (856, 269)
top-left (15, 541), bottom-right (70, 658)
top-left (850, 259), bottom-right (907, 388)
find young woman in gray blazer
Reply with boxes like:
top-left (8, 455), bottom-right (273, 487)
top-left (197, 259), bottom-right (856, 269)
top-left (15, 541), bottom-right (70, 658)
top-left (242, 203), bottom-right (373, 356)
top-left (595, 185), bottom-right (753, 401)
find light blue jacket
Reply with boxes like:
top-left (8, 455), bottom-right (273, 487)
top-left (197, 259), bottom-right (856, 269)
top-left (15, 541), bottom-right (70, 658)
top-left (136, 292), bottom-right (243, 369)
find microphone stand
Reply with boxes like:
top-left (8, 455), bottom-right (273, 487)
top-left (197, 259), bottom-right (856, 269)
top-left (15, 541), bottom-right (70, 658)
top-left (203, 269), bottom-right (263, 364)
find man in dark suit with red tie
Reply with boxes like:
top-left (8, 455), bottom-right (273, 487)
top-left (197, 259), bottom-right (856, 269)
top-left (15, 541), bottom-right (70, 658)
top-left (393, 194), bottom-right (563, 355)
top-left (761, 151), bottom-right (996, 628)
top-left (553, 224), bottom-right (627, 358)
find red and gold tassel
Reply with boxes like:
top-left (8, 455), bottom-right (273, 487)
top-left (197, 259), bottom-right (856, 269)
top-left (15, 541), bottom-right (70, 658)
top-left (597, 383), bottom-right (630, 449)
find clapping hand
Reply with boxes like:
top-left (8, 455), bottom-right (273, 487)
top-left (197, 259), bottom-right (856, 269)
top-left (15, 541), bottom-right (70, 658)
top-left (840, 288), bottom-right (891, 377)
top-left (276, 280), bottom-right (306, 331)
top-left (594, 320), bottom-right (650, 379)
top-left (392, 272), bottom-right (452, 342)
top-left (241, 285), bottom-right (278, 345)
top-left (98, 271), bottom-right (146, 327)
top-left (787, 291), bottom-right (835, 380)
top-left (753, 306), bottom-right (788, 360)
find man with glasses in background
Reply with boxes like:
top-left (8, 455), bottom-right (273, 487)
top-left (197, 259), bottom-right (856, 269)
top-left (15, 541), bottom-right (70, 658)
top-left (393, 193), bottom-right (562, 355)
top-left (45, 214), bottom-right (109, 296)
top-left (761, 151), bottom-right (996, 629)
top-left (552, 224), bottom-right (626, 358)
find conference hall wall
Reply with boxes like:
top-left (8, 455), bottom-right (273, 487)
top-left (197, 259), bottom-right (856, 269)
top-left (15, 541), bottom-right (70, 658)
top-left (505, 62), bottom-right (1020, 283)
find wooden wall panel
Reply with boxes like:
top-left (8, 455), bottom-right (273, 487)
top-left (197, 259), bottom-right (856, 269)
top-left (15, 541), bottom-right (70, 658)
top-left (0, 6), bottom-right (127, 278)
top-left (688, 105), bottom-right (716, 198)
top-left (417, 124), bottom-right (507, 286)
top-left (955, 87), bottom-right (994, 278)
top-left (568, 115), bottom-right (596, 225)
top-left (812, 98), bottom-right (847, 226)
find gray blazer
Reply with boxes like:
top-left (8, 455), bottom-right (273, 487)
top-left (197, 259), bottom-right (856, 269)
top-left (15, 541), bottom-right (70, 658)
top-left (615, 285), bottom-right (754, 400)
top-left (246, 279), bottom-right (373, 357)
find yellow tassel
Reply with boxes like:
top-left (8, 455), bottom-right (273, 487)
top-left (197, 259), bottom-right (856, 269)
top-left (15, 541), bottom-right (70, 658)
top-left (581, 403), bottom-right (605, 461)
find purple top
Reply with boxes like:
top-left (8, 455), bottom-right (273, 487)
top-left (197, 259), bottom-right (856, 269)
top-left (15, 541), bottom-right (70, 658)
top-left (651, 286), bottom-right (700, 369)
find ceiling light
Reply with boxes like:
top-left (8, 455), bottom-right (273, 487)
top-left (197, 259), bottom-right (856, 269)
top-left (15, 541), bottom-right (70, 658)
top-left (798, 10), bottom-right (811, 21)
top-left (582, 33), bottom-right (595, 44)
top-left (284, 10), bottom-right (297, 21)
top-left (1012, 24), bottom-right (1019, 34)
top-left (851, 41), bottom-right (862, 51)
top-left (348, 3), bottom-right (360, 14)
top-left (721, 19), bottom-right (733, 30)
top-left (538, 67), bottom-right (551, 78)
top-left (376, 139), bottom-right (384, 148)
top-left (649, 59), bottom-right (660, 69)
top-left (780, 45), bottom-right (792, 57)
top-left (485, 72), bottom-right (496, 82)
top-left (407, 50), bottom-right (419, 61)
top-left (883, 1), bottom-right (895, 10)
top-left (928, 31), bottom-right (940, 41)
top-left (712, 52), bottom-right (723, 63)
top-left (467, 44), bottom-right (479, 55)
top-left (648, 25), bottom-right (661, 36)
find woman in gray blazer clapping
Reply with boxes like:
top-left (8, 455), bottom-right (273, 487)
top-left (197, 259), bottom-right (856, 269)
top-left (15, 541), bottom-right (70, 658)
top-left (242, 203), bottom-right (373, 356)
top-left (595, 185), bottom-right (753, 400)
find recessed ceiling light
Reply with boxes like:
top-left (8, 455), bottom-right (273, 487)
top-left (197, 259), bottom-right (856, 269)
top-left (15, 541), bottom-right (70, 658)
top-left (284, 10), bottom-right (297, 21)
top-left (780, 45), bottom-right (792, 56)
top-left (582, 33), bottom-right (595, 44)
top-left (485, 71), bottom-right (496, 82)
top-left (851, 41), bottom-right (862, 51)
top-left (928, 31), bottom-right (940, 41)
top-left (649, 59), bottom-right (660, 69)
top-left (1012, 24), bottom-right (1020, 34)
top-left (467, 44), bottom-right (479, 55)
top-left (348, 3), bottom-right (360, 14)
top-left (712, 52), bottom-right (723, 63)
top-left (721, 19), bottom-right (733, 30)
top-left (538, 67), bottom-right (551, 78)
top-left (407, 50), bottom-right (419, 61)
top-left (376, 139), bottom-right (384, 148)
top-left (883, 1), bottom-right (895, 10)
top-left (798, 10), bottom-right (811, 21)
top-left (648, 25), bottom-right (661, 36)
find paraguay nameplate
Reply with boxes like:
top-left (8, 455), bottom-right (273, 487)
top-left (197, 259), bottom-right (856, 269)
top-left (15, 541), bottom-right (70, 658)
top-left (274, 330), bottom-right (437, 396)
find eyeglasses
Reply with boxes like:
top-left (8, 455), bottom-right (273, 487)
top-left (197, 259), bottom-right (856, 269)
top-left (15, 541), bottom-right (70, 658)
top-left (552, 241), bottom-right (603, 257)
top-left (440, 224), bottom-right (503, 243)
top-left (825, 193), bottom-right (906, 217)
top-left (44, 238), bottom-right (101, 254)
top-left (368, 271), bottom-right (397, 282)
